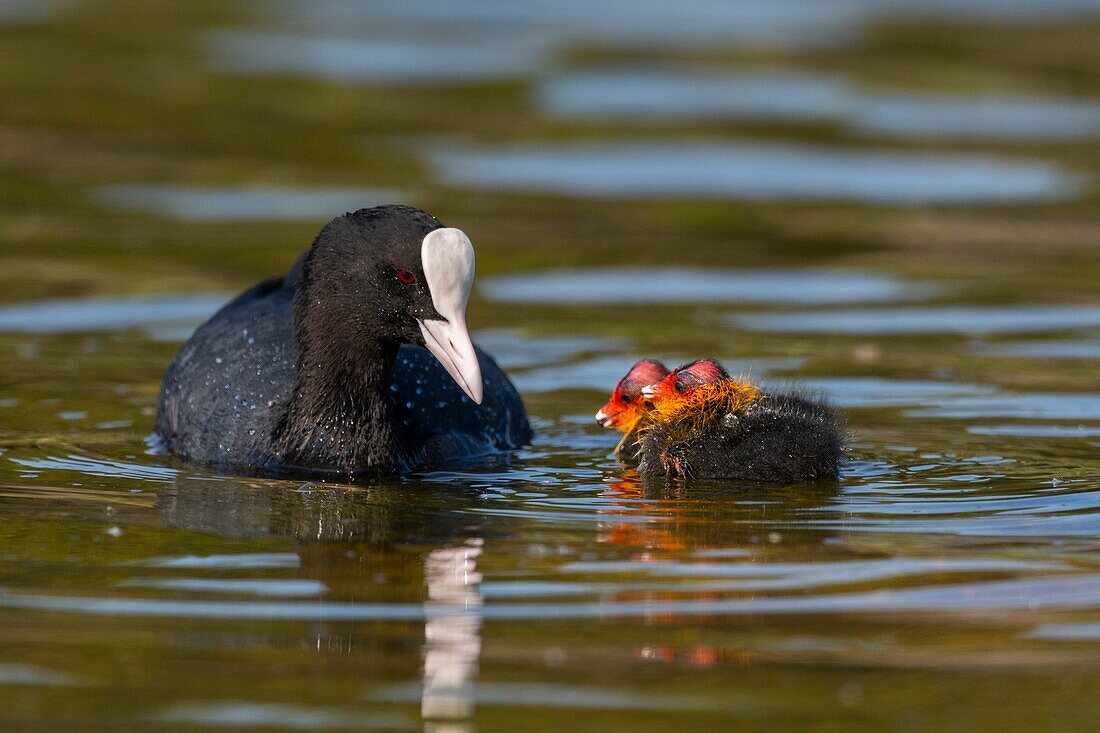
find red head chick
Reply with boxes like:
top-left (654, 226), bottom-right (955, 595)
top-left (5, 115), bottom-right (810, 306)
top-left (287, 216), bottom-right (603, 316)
top-left (595, 359), bottom-right (670, 435)
top-left (641, 359), bottom-right (761, 428)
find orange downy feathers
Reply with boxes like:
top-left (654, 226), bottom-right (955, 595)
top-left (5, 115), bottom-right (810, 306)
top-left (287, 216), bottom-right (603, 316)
top-left (647, 378), bottom-right (761, 441)
top-left (597, 359), bottom-right (670, 453)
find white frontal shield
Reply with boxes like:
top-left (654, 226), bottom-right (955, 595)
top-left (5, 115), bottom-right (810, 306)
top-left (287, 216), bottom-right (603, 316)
top-left (418, 228), bottom-right (483, 404)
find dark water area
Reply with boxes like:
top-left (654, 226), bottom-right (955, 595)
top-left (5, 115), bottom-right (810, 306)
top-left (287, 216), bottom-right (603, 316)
top-left (0, 1), bottom-right (1099, 731)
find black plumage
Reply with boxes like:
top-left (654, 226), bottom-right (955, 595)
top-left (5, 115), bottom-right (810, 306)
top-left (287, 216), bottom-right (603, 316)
top-left (636, 391), bottom-right (844, 482)
top-left (155, 205), bottom-right (531, 477)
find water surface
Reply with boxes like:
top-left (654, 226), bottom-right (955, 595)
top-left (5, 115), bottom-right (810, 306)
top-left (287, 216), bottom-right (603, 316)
top-left (3, 1), bottom-right (1100, 731)
top-left (260, 0), bottom-right (1100, 52)
top-left (428, 142), bottom-right (1082, 204)
top-left (734, 305), bottom-right (1100, 334)
top-left (976, 339), bottom-right (1100, 360)
top-left (207, 30), bottom-right (553, 84)
top-left (261, 0), bottom-right (858, 49)
top-left (540, 71), bottom-right (1100, 141)
top-left (481, 268), bottom-right (931, 305)
top-left (0, 294), bottom-right (230, 334)
top-left (0, 0), bottom-right (66, 23)
top-left (93, 185), bottom-right (406, 221)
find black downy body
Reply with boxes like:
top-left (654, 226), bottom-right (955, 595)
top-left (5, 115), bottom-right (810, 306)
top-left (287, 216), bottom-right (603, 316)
top-left (637, 392), bottom-right (844, 482)
top-left (155, 206), bottom-right (531, 477)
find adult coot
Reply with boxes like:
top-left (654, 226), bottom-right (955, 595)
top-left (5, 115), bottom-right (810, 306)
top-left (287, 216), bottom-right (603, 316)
top-left (155, 205), bottom-right (531, 476)
top-left (636, 359), bottom-right (843, 482)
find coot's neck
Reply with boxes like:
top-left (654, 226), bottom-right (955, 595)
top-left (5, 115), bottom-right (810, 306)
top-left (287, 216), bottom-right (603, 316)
top-left (272, 267), bottom-right (402, 474)
top-left (275, 338), bottom-right (401, 474)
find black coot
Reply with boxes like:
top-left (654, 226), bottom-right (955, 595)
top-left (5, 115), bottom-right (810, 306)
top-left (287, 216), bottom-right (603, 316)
top-left (155, 205), bottom-right (531, 476)
top-left (635, 359), bottom-right (843, 482)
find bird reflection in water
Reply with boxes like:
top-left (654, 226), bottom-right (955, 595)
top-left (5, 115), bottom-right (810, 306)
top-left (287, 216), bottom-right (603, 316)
top-left (421, 539), bottom-right (483, 731)
top-left (598, 471), bottom-right (685, 553)
top-left (598, 468), bottom-right (841, 553)
top-left (598, 469), bottom-right (841, 665)
top-left (154, 469), bottom-right (840, 723)
top-left (157, 476), bottom-right (486, 731)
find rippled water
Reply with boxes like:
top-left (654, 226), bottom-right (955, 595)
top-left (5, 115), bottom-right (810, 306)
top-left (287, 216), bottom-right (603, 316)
top-left (250, 0), bottom-right (1100, 56)
top-left (208, 30), bottom-right (554, 84)
top-left (735, 305), bottom-right (1100, 334)
top-left (541, 71), bottom-right (1100, 140)
top-left (1, 287), bottom-right (1098, 729)
top-left (428, 142), bottom-right (1081, 203)
top-left (93, 185), bottom-right (406, 221)
top-left (481, 268), bottom-right (933, 305)
top-left (3, 0), bottom-right (1100, 730)
top-left (0, 0), bottom-right (66, 23)
top-left (0, 293), bottom-right (230, 333)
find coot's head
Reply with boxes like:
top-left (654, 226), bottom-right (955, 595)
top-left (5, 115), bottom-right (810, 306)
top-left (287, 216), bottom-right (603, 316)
top-left (595, 359), bottom-right (669, 431)
top-left (642, 359), bottom-right (760, 425)
top-left (641, 359), bottom-right (729, 404)
top-left (296, 205), bottom-right (483, 403)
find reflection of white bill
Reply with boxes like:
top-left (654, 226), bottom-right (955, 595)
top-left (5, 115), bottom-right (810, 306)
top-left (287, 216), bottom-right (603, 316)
top-left (422, 538), bottom-right (484, 727)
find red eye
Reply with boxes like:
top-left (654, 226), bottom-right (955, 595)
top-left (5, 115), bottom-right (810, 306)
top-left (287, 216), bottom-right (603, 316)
top-left (396, 269), bottom-right (416, 284)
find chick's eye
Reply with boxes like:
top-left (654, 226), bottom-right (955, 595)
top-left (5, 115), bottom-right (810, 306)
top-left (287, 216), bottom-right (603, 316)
top-left (620, 394), bottom-right (633, 404)
top-left (396, 269), bottom-right (416, 284)
top-left (673, 380), bottom-right (686, 394)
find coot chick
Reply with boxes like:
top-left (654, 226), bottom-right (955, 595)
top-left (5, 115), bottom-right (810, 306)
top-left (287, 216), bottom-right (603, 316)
top-left (595, 359), bottom-right (669, 463)
top-left (636, 359), bottom-right (843, 482)
top-left (156, 205), bottom-right (531, 476)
